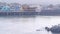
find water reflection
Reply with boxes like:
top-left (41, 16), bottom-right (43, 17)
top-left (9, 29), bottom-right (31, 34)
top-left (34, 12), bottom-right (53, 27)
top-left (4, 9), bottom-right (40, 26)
top-left (0, 16), bottom-right (60, 34)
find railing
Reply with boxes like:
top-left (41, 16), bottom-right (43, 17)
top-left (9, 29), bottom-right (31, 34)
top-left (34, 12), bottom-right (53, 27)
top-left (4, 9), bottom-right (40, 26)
top-left (0, 12), bottom-right (39, 17)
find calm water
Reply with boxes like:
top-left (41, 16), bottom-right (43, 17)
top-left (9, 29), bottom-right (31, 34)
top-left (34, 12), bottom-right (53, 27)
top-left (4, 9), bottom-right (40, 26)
top-left (0, 16), bottom-right (60, 34)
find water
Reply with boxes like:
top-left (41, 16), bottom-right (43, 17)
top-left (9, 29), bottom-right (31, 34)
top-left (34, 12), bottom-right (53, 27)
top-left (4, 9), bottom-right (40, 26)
top-left (0, 16), bottom-right (60, 34)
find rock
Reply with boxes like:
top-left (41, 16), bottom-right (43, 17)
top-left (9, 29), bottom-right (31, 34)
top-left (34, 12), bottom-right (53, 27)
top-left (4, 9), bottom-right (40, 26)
top-left (45, 24), bottom-right (60, 33)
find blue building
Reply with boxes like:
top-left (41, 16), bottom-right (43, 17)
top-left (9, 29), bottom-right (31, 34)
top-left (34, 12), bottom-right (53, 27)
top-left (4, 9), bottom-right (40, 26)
top-left (1, 6), bottom-right (10, 12)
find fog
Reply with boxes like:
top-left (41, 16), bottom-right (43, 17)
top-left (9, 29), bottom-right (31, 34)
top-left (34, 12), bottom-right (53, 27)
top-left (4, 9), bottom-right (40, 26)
top-left (0, 0), bottom-right (60, 4)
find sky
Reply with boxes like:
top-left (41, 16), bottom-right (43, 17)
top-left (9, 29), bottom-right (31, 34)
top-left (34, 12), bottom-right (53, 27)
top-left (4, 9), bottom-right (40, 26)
top-left (0, 0), bottom-right (60, 4)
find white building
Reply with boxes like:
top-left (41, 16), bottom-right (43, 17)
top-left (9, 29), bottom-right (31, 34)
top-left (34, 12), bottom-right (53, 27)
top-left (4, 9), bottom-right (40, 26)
top-left (29, 4), bottom-right (42, 12)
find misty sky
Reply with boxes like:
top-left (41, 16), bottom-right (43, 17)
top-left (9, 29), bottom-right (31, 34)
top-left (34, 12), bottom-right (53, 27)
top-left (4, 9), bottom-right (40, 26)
top-left (0, 0), bottom-right (60, 4)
